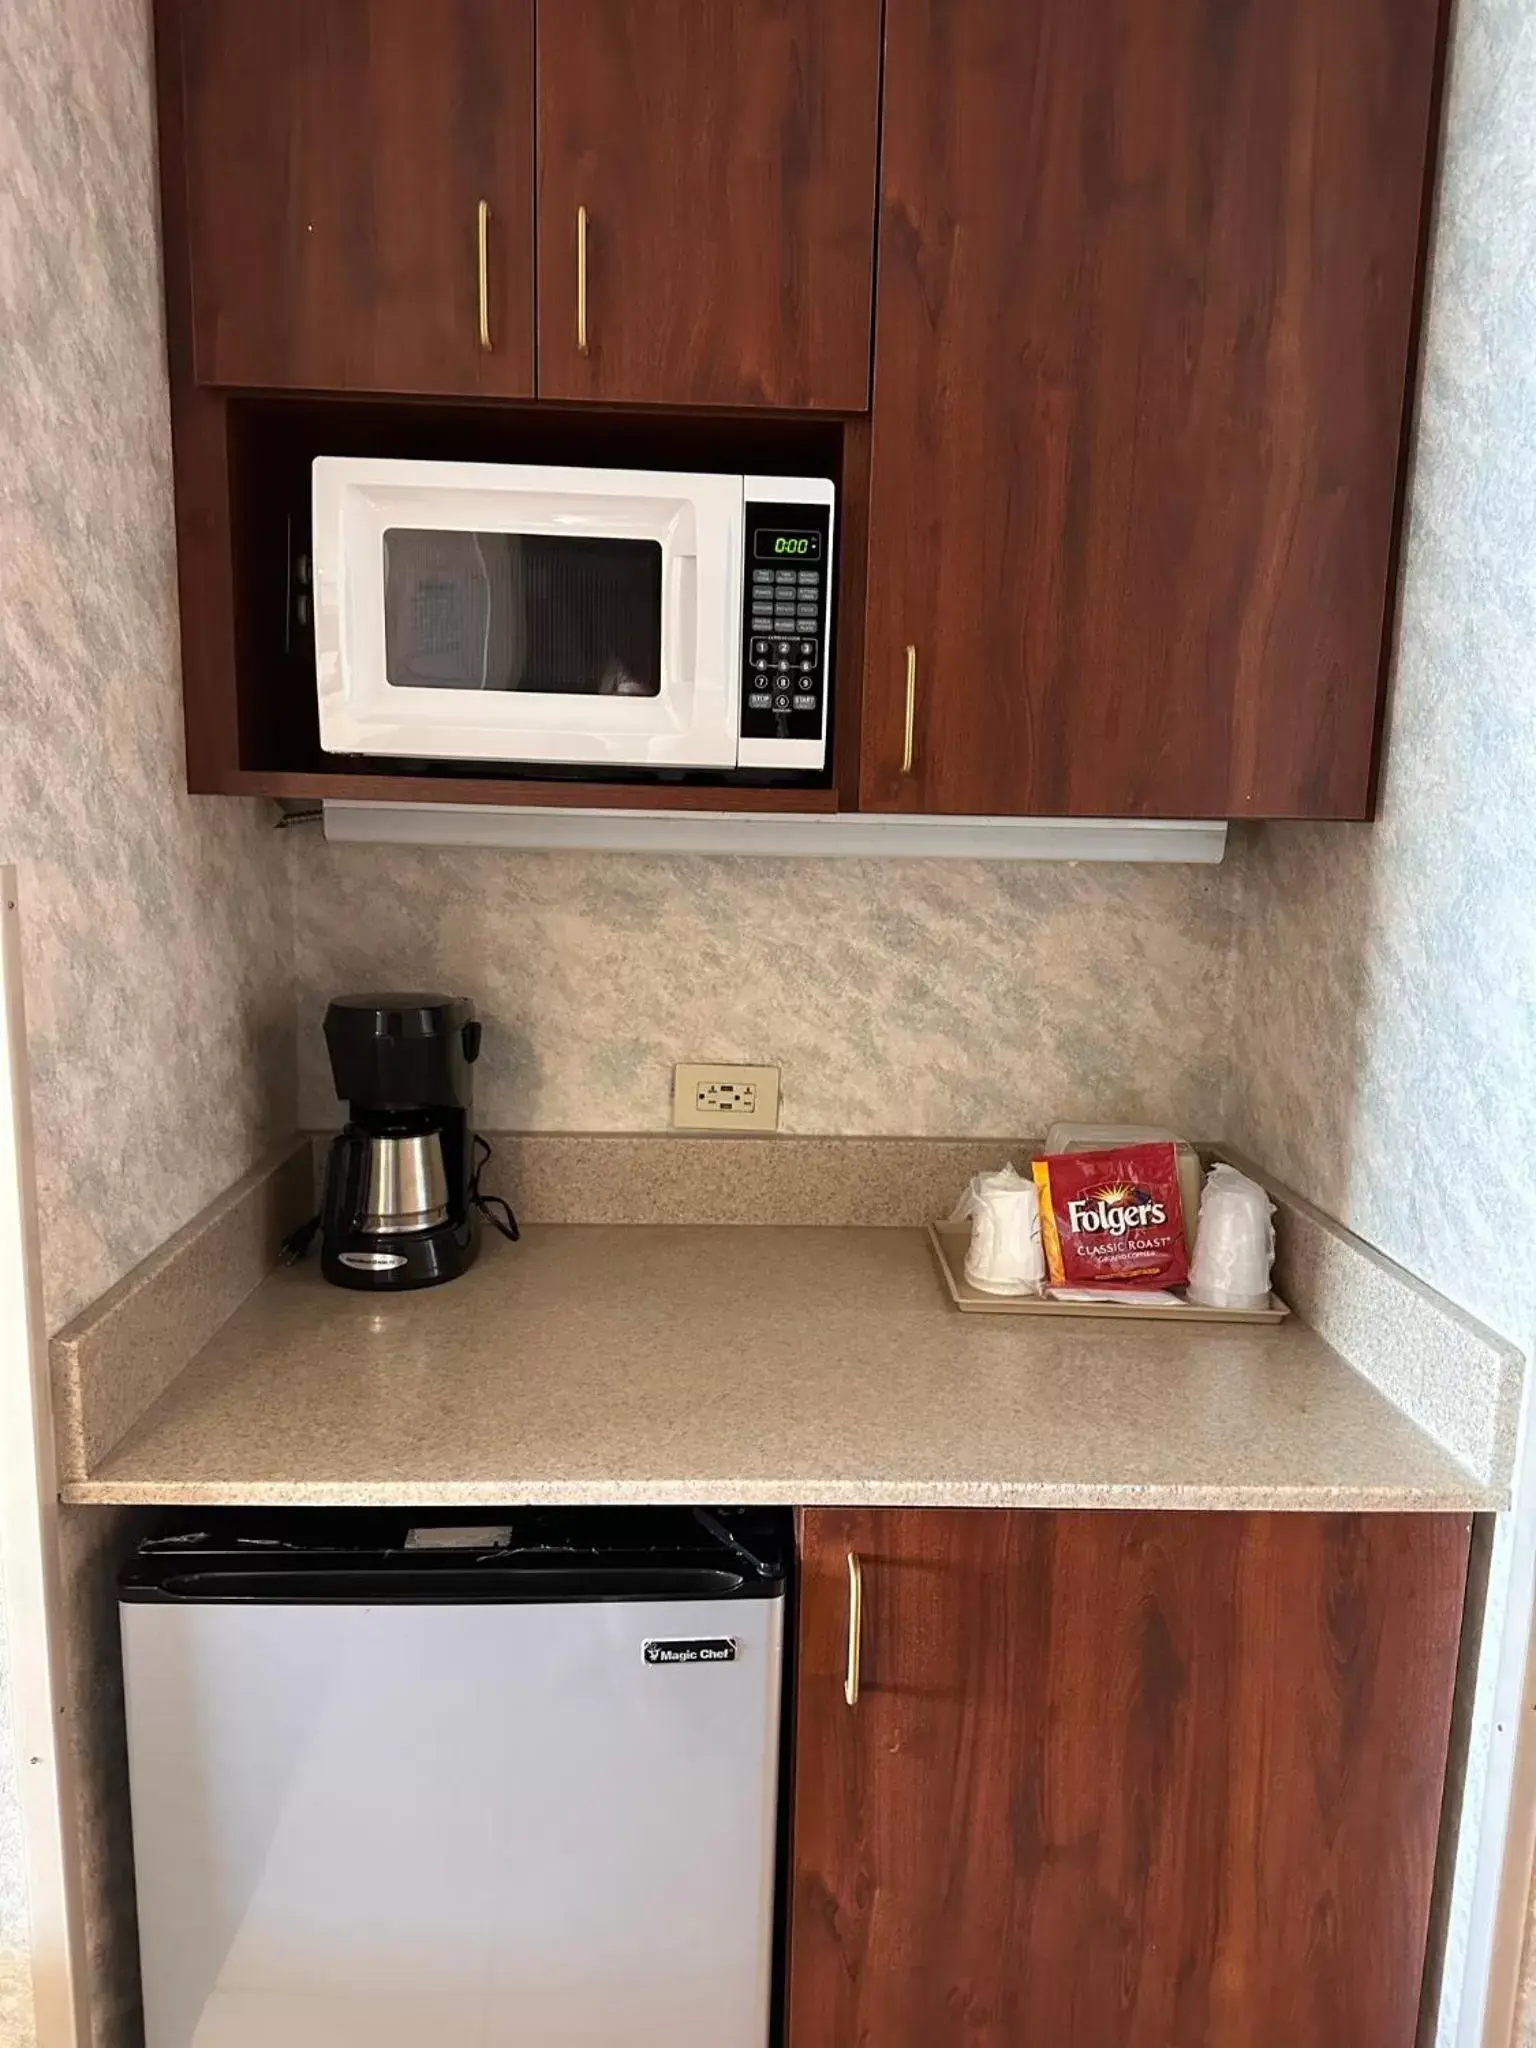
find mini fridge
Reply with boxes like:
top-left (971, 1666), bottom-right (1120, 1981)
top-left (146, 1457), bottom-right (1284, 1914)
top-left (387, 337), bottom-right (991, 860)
top-left (120, 1508), bottom-right (790, 2048)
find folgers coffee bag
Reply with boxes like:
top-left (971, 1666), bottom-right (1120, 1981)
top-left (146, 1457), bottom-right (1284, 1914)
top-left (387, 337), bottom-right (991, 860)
top-left (1031, 1143), bottom-right (1190, 1290)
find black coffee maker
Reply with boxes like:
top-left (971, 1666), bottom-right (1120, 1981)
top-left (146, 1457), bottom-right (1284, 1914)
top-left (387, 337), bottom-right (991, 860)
top-left (320, 994), bottom-right (492, 1291)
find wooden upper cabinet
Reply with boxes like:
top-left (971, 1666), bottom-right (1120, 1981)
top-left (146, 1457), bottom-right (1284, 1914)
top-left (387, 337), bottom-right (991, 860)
top-left (790, 1509), bottom-right (1469, 2048)
top-left (861, 0), bottom-right (1445, 818)
top-left (171, 0), bottom-right (535, 397)
top-left (535, 0), bottom-right (882, 409)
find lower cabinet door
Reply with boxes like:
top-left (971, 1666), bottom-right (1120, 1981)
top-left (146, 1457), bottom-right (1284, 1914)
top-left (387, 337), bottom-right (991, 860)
top-left (789, 1509), bottom-right (1470, 2048)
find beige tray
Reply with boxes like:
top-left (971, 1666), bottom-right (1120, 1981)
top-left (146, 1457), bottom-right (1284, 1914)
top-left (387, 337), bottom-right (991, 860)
top-left (928, 1223), bottom-right (1290, 1324)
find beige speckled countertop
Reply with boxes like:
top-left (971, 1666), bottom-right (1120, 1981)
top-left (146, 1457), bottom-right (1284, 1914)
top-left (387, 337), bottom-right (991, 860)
top-left (63, 1224), bottom-right (1493, 1511)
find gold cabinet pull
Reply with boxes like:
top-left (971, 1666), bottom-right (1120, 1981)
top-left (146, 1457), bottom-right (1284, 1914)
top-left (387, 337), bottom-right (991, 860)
top-left (577, 203), bottom-right (590, 355)
top-left (477, 199), bottom-right (492, 351)
top-left (901, 644), bottom-right (918, 775)
top-left (844, 1552), bottom-right (863, 1706)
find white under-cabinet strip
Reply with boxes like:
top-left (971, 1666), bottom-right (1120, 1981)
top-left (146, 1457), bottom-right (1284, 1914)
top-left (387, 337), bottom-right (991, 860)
top-left (322, 802), bottom-right (1228, 863)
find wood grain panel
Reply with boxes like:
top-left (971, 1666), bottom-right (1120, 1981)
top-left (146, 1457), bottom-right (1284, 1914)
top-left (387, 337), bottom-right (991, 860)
top-left (536, 0), bottom-right (881, 409)
top-left (790, 1510), bottom-right (1469, 2048)
top-left (175, 0), bottom-right (534, 396)
top-left (153, 1), bottom-right (242, 790)
top-left (862, 0), bottom-right (1445, 817)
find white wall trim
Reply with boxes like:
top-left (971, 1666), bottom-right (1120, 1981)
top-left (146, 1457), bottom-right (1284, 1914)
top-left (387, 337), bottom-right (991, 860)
top-left (0, 870), bottom-right (86, 2046)
top-left (1453, 1362), bottom-right (1536, 2048)
top-left (1474, 1466), bottom-right (1536, 2039)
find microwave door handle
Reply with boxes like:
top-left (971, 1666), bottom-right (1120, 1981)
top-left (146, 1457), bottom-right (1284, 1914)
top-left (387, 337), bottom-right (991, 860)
top-left (667, 551), bottom-right (698, 689)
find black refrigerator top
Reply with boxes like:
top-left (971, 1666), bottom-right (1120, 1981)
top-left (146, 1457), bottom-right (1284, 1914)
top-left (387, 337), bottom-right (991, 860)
top-left (118, 1505), bottom-right (793, 1604)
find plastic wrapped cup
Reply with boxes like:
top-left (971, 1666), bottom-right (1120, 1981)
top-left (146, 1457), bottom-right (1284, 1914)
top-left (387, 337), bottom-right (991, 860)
top-left (1187, 1165), bottom-right (1275, 1310)
top-left (951, 1165), bottom-right (1046, 1297)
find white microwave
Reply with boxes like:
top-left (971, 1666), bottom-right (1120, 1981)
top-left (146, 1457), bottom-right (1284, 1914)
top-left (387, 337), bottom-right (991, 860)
top-left (311, 458), bottom-right (835, 773)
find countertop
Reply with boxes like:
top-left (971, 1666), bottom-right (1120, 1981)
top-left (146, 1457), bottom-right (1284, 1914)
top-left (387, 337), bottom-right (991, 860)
top-left (64, 1225), bottom-right (1493, 1511)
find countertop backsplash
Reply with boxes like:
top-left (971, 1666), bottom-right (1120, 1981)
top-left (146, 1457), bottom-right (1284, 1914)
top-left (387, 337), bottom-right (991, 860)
top-left (291, 839), bottom-right (1236, 1137)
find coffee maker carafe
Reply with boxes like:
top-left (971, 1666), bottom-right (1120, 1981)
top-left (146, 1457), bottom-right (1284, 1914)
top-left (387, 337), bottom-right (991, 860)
top-left (320, 994), bottom-right (483, 1290)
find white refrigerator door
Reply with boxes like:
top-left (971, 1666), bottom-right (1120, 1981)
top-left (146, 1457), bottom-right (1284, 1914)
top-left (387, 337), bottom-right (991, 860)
top-left (121, 1594), bottom-right (784, 2048)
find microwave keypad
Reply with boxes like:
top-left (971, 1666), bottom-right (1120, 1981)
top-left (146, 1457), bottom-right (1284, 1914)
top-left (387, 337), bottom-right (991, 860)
top-left (748, 615), bottom-right (820, 714)
top-left (749, 569), bottom-right (821, 637)
top-left (742, 507), bottom-right (832, 748)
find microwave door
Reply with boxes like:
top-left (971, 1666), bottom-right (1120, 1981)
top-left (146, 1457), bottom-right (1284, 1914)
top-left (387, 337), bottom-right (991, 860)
top-left (313, 459), bottom-right (743, 769)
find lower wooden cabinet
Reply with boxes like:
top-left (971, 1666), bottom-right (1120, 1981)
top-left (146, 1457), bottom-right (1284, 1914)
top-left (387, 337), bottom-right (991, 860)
top-left (789, 1509), bottom-right (1469, 2048)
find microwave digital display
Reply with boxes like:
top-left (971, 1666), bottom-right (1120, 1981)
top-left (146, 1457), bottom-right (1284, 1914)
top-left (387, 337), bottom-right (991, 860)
top-left (753, 529), bottom-right (822, 561)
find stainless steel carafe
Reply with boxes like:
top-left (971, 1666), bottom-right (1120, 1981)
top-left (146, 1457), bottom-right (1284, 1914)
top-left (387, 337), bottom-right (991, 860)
top-left (320, 1116), bottom-right (464, 1287)
top-left (361, 1131), bottom-right (450, 1235)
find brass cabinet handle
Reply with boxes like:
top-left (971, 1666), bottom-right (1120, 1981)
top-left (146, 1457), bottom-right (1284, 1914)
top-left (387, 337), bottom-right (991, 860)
top-left (577, 203), bottom-right (590, 355)
top-left (477, 199), bottom-right (492, 351)
top-left (845, 1552), bottom-right (863, 1706)
top-left (901, 644), bottom-right (917, 775)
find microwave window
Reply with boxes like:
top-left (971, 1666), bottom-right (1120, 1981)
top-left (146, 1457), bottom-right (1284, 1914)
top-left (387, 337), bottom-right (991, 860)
top-left (382, 530), bottom-right (663, 697)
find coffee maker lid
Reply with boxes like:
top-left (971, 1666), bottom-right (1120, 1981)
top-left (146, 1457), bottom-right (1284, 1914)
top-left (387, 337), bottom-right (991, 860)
top-left (327, 994), bottom-right (469, 1036)
top-left (324, 994), bottom-right (479, 1112)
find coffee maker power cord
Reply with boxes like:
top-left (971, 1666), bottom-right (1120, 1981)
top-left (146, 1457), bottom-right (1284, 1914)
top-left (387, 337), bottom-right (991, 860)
top-left (471, 1134), bottom-right (520, 1241)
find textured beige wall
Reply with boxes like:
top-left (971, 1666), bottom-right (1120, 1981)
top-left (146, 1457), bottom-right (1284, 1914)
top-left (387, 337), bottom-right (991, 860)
top-left (292, 841), bottom-right (1236, 1139)
top-left (0, 0), bottom-right (296, 2035)
top-left (0, 0), bottom-right (294, 1339)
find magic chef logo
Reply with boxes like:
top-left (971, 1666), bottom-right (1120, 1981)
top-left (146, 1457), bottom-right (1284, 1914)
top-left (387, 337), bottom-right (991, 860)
top-left (643, 1638), bottom-right (737, 1666)
top-left (1066, 1181), bottom-right (1168, 1239)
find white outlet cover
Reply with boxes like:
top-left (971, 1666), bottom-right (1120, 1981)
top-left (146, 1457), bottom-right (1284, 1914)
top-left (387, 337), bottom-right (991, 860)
top-left (672, 1064), bottom-right (781, 1134)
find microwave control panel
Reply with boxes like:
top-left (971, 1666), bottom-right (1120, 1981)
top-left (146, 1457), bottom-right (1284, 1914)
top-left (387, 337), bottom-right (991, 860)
top-left (737, 479), bottom-right (834, 772)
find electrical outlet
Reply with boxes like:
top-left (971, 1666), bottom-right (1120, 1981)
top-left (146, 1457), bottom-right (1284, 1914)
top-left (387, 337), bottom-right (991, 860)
top-left (672, 1063), bottom-right (781, 1134)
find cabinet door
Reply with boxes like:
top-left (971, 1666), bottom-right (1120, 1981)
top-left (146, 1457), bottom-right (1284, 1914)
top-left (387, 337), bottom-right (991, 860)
top-left (535, 0), bottom-right (881, 408)
top-left (173, 0), bottom-right (534, 395)
top-left (790, 1510), bottom-right (1468, 2048)
top-left (861, 0), bottom-right (1443, 817)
